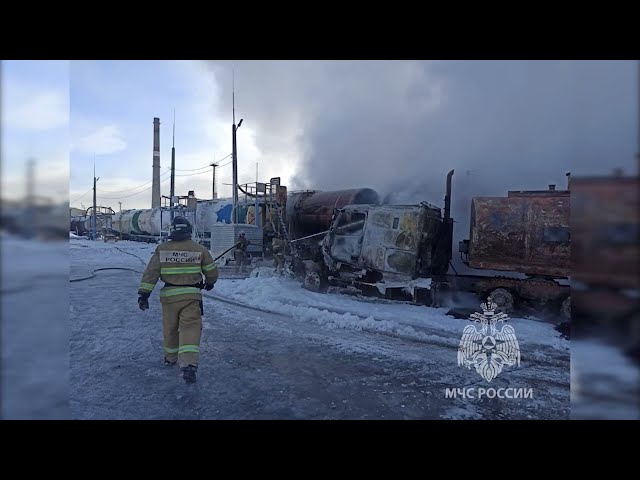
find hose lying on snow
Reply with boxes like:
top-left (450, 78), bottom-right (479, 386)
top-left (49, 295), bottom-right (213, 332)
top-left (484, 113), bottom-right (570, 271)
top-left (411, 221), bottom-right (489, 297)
top-left (114, 247), bottom-right (148, 266)
top-left (70, 246), bottom-right (146, 282)
top-left (70, 267), bottom-right (143, 283)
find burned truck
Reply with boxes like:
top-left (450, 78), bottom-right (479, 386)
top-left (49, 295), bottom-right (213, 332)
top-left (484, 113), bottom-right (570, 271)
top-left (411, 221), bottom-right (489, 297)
top-left (286, 169), bottom-right (580, 321)
top-left (458, 182), bottom-right (571, 318)
top-left (291, 171), bottom-right (454, 304)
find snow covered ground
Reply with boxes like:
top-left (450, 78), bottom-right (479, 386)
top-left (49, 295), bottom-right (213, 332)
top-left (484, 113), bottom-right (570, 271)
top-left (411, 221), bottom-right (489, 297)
top-left (217, 268), bottom-right (569, 364)
top-left (68, 238), bottom-right (572, 419)
top-left (1, 236), bottom-right (70, 419)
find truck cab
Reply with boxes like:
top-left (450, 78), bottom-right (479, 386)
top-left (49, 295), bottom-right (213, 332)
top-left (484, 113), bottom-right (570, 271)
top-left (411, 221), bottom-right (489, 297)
top-left (296, 170), bottom-right (455, 304)
top-left (322, 203), bottom-right (449, 279)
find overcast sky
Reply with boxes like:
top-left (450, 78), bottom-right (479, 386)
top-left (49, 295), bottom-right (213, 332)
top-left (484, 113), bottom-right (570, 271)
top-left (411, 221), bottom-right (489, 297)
top-left (203, 60), bottom-right (638, 243)
top-left (4, 60), bottom-right (637, 221)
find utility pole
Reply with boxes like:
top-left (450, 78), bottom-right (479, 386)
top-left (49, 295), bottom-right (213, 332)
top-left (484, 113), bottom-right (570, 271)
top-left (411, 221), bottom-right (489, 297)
top-left (210, 162), bottom-right (218, 199)
top-left (171, 109), bottom-right (176, 221)
top-left (231, 69), bottom-right (243, 223)
top-left (92, 156), bottom-right (100, 241)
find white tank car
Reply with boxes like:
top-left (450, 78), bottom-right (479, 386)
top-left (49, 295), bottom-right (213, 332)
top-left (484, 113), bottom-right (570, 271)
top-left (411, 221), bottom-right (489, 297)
top-left (111, 211), bottom-right (126, 235)
top-left (112, 210), bottom-right (138, 236)
top-left (112, 209), bottom-right (148, 236)
top-left (112, 208), bottom-right (186, 236)
top-left (136, 208), bottom-right (172, 236)
top-left (194, 199), bottom-right (234, 232)
top-left (112, 201), bottom-right (237, 238)
top-left (135, 210), bottom-right (152, 234)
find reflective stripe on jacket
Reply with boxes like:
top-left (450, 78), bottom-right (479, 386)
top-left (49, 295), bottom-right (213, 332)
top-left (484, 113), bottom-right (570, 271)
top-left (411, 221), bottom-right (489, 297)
top-left (138, 239), bottom-right (219, 304)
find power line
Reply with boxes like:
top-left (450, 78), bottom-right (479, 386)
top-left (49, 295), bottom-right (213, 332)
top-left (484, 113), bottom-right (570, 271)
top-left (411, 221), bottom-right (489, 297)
top-left (173, 165), bottom-right (213, 172)
top-left (174, 161), bottom-right (232, 177)
top-left (98, 169), bottom-right (172, 193)
top-left (97, 177), bottom-right (171, 200)
top-left (77, 154), bottom-right (233, 201)
top-left (173, 153), bottom-right (233, 172)
top-left (173, 164), bottom-right (216, 172)
top-left (70, 188), bottom-right (93, 204)
top-left (90, 156), bottom-right (234, 201)
top-left (174, 169), bottom-right (216, 178)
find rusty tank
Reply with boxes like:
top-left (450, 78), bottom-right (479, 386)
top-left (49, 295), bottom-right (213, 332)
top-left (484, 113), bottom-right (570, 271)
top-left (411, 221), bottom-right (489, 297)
top-left (461, 184), bottom-right (570, 278)
top-left (455, 183), bottom-right (571, 318)
top-left (286, 188), bottom-right (380, 239)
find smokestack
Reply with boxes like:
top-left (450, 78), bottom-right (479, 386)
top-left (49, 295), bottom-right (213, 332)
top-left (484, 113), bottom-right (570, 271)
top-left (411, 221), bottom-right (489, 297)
top-left (152, 117), bottom-right (161, 208)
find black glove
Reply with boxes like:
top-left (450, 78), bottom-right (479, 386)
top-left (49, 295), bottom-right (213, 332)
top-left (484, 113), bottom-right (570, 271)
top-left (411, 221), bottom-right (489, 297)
top-left (138, 293), bottom-right (150, 311)
top-left (204, 282), bottom-right (214, 291)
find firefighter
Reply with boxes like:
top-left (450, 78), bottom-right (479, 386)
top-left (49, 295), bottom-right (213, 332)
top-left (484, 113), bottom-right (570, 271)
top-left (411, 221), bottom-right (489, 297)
top-left (234, 231), bottom-right (250, 273)
top-left (137, 216), bottom-right (218, 384)
top-left (272, 232), bottom-right (286, 275)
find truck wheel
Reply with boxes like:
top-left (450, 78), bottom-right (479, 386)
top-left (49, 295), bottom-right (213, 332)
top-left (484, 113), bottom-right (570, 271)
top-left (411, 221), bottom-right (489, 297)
top-left (561, 296), bottom-right (571, 322)
top-left (489, 288), bottom-right (514, 313)
top-left (304, 271), bottom-right (327, 293)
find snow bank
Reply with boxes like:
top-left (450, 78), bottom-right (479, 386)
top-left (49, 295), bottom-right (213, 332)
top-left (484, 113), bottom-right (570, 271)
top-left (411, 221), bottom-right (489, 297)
top-left (214, 275), bottom-right (569, 352)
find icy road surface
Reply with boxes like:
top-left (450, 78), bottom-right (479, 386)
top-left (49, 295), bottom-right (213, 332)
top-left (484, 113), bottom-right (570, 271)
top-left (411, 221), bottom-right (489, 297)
top-left (70, 239), bottom-right (570, 419)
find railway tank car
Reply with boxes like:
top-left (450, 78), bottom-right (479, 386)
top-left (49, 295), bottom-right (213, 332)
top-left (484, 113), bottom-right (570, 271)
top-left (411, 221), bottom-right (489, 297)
top-left (112, 208), bottom-right (185, 237)
top-left (193, 199), bottom-right (235, 231)
top-left (110, 198), bottom-right (239, 240)
top-left (286, 188), bottom-right (380, 239)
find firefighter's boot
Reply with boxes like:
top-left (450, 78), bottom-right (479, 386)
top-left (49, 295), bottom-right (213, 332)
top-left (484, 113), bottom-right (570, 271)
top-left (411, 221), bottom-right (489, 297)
top-left (181, 364), bottom-right (197, 384)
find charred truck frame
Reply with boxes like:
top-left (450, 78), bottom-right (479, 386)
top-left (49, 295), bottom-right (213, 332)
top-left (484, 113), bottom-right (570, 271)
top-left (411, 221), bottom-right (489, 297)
top-left (290, 171), bottom-right (454, 305)
top-left (288, 170), bottom-right (573, 321)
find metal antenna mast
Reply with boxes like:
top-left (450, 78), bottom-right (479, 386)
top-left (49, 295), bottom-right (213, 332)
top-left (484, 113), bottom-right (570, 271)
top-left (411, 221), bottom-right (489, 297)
top-left (231, 69), bottom-right (243, 223)
top-left (171, 108), bottom-right (176, 221)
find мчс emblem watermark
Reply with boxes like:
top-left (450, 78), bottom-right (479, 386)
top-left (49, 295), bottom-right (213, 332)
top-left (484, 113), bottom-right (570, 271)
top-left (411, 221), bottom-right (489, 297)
top-left (458, 297), bottom-right (520, 382)
top-left (445, 297), bottom-right (532, 400)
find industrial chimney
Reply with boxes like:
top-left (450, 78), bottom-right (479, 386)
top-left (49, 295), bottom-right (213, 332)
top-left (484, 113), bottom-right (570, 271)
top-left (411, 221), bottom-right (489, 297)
top-left (152, 117), bottom-right (161, 208)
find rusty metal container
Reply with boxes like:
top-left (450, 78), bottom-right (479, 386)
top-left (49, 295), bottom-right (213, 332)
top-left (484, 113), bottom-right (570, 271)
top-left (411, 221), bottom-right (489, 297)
top-left (571, 174), bottom-right (639, 289)
top-left (287, 188), bottom-right (379, 239)
top-left (466, 187), bottom-right (570, 277)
